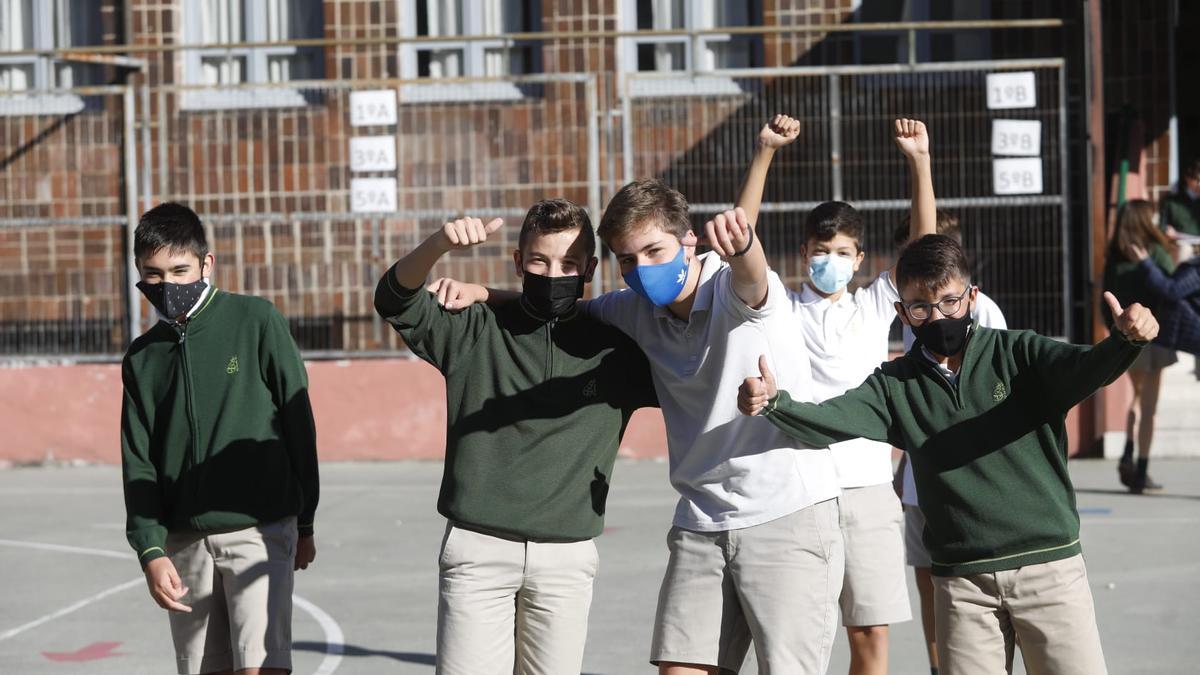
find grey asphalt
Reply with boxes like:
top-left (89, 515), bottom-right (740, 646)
top-left (1, 458), bottom-right (1197, 674)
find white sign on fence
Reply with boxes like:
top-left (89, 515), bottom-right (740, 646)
top-left (991, 119), bottom-right (1042, 157)
top-left (349, 136), bottom-right (397, 172)
top-left (993, 158), bottom-right (1043, 195)
top-left (986, 71), bottom-right (1036, 109)
top-left (349, 89), bottom-right (398, 126)
top-left (350, 177), bottom-right (398, 212)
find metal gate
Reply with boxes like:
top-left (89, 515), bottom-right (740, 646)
top-left (623, 58), bottom-right (1070, 338)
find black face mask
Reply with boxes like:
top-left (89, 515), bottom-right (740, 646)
top-left (910, 312), bottom-right (973, 357)
top-left (137, 276), bottom-right (208, 321)
top-left (521, 271), bottom-right (584, 319)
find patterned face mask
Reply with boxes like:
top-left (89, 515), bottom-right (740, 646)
top-left (137, 270), bottom-right (209, 321)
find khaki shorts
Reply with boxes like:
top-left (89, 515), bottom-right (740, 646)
top-left (838, 484), bottom-right (911, 627)
top-left (650, 498), bottom-right (844, 673)
top-left (437, 523), bottom-right (598, 675)
top-left (933, 554), bottom-right (1107, 675)
top-left (164, 518), bottom-right (297, 675)
top-left (904, 504), bottom-right (933, 568)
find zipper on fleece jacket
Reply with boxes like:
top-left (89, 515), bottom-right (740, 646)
top-left (176, 321), bottom-right (204, 528)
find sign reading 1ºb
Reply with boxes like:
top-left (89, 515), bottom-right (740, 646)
top-left (985, 71), bottom-right (1036, 110)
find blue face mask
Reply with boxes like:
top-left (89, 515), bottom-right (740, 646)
top-left (808, 254), bottom-right (855, 294)
top-left (623, 246), bottom-right (689, 307)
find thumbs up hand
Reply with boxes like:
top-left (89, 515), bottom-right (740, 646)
top-left (738, 355), bottom-right (778, 416)
top-left (439, 217), bottom-right (504, 252)
top-left (1104, 291), bottom-right (1159, 343)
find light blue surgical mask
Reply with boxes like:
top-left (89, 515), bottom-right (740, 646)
top-left (623, 246), bottom-right (689, 307)
top-left (808, 254), bottom-right (854, 294)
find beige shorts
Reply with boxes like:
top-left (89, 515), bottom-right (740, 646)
top-left (165, 517), bottom-right (297, 675)
top-left (436, 523), bottom-right (599, 675)
top-left (650, 498), bottom-right (844, 673)
top-left (838, 484), bottom-right (911, 627)
top-left (933, 554), bottom-right (1107, 675)
top-left (904, 504), bottom-right (933, 568)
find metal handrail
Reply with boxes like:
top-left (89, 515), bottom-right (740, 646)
top-left (0, 19), bottom-right (1063, 58)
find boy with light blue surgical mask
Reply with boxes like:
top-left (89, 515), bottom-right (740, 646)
top-left (736, 117), bottom-right (938, 675)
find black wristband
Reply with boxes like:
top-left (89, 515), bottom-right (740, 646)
top-left (730, 227), bottom-right (755, 257)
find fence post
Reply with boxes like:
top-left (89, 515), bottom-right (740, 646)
top-left (586, 74), bottom-right (603, 295)
top-left (123, 83), bottom-right (141, 345)
top-left (828, 73), bottom-right (843, 202)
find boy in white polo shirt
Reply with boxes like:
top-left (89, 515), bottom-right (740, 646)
top-left (586, 176), bottom-right (841, 674)
top-left (735, 117), bottom-right (936, 675)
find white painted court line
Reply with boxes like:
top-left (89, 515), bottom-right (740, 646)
top-left (294, 595), bottom-right (346, 675)
top-left (0, 577), bottom-right (144, 642)
top-left (0, 539), bottom-right (136, 560)
top-left (0, 538), bottom-right (347, 675)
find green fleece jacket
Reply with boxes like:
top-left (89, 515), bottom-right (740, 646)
top-left (374, 266), bottom-right (657, 541)
top-left (760, 327), bottom-right (1142, 576)
top-left (121, 289), bottom-right (319, 568)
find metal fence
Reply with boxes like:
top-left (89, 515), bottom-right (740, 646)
top-left (623, 59), bottom-right (1069, 338)
top-left (0, 57), bottom-right (1069, 359)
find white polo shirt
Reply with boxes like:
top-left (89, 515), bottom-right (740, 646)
top-left (899, 290), bottom-right (1008, 506)
top-left (790, 271), bottom-right (899, 489)
top-left (583, 252), bottom-right (839, 532)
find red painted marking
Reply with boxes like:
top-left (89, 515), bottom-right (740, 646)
top-left (42, 642), bottom-right (125, 662)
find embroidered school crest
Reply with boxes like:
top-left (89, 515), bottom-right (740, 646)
top-left (992, 382), bottom-right (1007, 402)
top-left (226, 356), bottom-right (239, 375)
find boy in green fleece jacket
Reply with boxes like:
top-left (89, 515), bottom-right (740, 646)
top-left (738, 234), bottom-right (1158, 675)
top-left (373, 199), bottom-right (656, 675)
top-left (121, 203), bottom-right (319, 675)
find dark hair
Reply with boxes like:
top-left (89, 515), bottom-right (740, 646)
top-left (1184, 159), bottom-right (1200, 181)
top-left (895, 234), bottom-right (972, 293)
top-left (1108, 199), bottom-right (1171, 263)
top-left (519, 198), bottom-right (595, 257)
top-left (805, 201), bottom-right (863, 251)
top-left (893, 210), bottom-right (961, 248)
top-left (134, 202), bottom-right (208, 262)
top-left (598, 178), bottom-right (691, 245)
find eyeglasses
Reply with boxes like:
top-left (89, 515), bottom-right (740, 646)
top-left (902, 286), bottom-right (974, 321)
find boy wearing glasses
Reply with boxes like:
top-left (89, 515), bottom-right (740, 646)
top-left (739, 234), bottom-right (1159, 675)
top-left (735, 117), bottom-right (936, 675)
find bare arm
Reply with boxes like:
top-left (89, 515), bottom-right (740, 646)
top-left (736, 114), bottom-right (801, 228)
top-left (891, 118), bottom-right (935, 278)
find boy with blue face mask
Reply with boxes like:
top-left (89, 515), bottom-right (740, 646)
top-left (735, 117), bottom-right (937, 675)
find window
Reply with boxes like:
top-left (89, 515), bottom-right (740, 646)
top-left (181, 0), bottom-right (323, 110)
top-left (0, 0), bottom-right (102, 115)
top-left (850, 0), bottom-right (993, 64)
top-left (621, 0), bottom-right (761, 97)
top-left (399, 0), bottom-right (542, 103)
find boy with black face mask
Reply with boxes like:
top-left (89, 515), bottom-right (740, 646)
top-left (122, 202), bottom-right (319, 675)
top-left (739, 234), bottom-right (1159, 675)
top-left (373, 198), bottom-right (657, 675)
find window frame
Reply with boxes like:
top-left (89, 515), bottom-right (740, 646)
top-left (397, 0), bottom-right (543, 104)
top-left (618, 0), bottom-right (763, 98)
top-left (179, 0), bottom-right (320, 111)
top-left (0, 0), bottom-right (92, 117)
